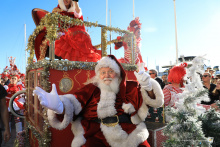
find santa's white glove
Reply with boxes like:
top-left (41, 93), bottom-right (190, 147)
top-left (134, 63), bottom-right (152, 91)
top-left (33, 84), bottom-right (63, 114)
top-left (3, 85), bottom-right (8, 90)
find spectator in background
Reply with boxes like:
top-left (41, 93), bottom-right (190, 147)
top-left (211, 79), bottom-right (220, 110)
top-left (211, 76), bottom-right (218, 85)
top-left (213, 79), bottom-right (220, 99)
top-left (17, 73), bottom-right (25, 90)
top-left (149, 69), bottom-right (164, 89)
top-left (163, 63), bottom-right (187, 107)
top-left (1, 79), bottom-right (5, 86)
top-left (209, 69), bottom-right (215, 78)
top-left (205, 67), bottom-right (212, 73)
top-left (0, 84), bottom-right (10, 145)
top-left (216, 74), bottom-right (220, 79)
top-left (4, 76), bottom-right (10, 86)
top-left (6, 74), bottom-right (24, 145)
top-left (215, 70), bottom-right (220, 77)
top-left (161, 74), bottom-right (169, 88)
top-left (201, 72), bottom-right (218, 105)
top-left (212, 72), bottom-right (220, 84)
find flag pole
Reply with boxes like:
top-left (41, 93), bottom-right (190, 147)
top-left (106, 0), bottom-right (108, 26)
top-left (133, 0), bottom-right (135, 19)
top-left (173, 0), bottom-right (178, 64)
top-left (24, 24), bottom-right (27, 69)
top-left (109, 9), bottom-right (112, 55)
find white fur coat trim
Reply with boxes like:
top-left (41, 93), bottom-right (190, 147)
top-left (141, 79), bottom-right (164, 108)
top-left (71, 117), bottom-right (86, 147)
top-left (122, 103), bottom-right (135, 114)
top-left (127, 102), bottom-right (149, 124)
top-left (101, 122), bottom-right (148, 147)
top-left (97, 91), bottom-right (117, 118)
top-left (137, 102), bottom-right (149, 121)
top-left (122, 102), bottom-right (148, 124)
top-left (58, 0), bottom-right (82, 18)
top-left (47, 95), bottom-right (74, 130)
top-left (131, 114), bottom-right (142, 124)
top-left (63, 94), bottom-right (82, 115)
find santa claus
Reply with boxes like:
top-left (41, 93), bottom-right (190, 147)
top-left (34, 55), bottom-right (164, 147)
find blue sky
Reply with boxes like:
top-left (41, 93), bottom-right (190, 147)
top-left (0, 0), bottom-right (220, 74)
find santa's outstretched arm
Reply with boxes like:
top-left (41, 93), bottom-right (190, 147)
top-left (33, 84), bottom-right (81, 130)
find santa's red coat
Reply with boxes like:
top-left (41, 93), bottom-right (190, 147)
top-left (47, 55), bottom-right (163, 147)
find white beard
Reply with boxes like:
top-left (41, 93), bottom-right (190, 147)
top-left (95, 76), bottom-right (121, 118)
top-left (97, 77), bottom-right (121, 94)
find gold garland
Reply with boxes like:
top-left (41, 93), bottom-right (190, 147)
top-left (26, 59), bottom-right (137, 72)
top-left (25, 121), bottom-right (51, 147)
top-left (39, 38), bottom-right (49, 60)
top-left (26, 13), bottom-right (134, 65)
top-left (101, 28), bottom-right (107, 56)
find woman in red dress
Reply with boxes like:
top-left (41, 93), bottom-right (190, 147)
top-left (34, 0), bottom-right (101, 62)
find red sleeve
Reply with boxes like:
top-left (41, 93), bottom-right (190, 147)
top-left (73, 83), bottom-right (97, 109)
top-left (163, 86), bottom-right (171, 107)
top-left (124, 81), bottom-right (143, 116)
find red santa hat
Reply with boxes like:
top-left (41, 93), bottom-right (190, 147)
top-left (95, 55), bottom-right (127, 97)
top-left (95, 56), bottom-right (121, 76)
top-left (168, 62), bottom-right (188, 86)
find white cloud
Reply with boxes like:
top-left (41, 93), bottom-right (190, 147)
top-left (143, 27), bottom-right (157, 32)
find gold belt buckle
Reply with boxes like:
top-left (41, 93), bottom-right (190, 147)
top-left (101, 115), bottom-right (119, 127)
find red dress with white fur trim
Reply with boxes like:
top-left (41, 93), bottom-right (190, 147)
top-left (54, 6), bottom-right (101, 62)
top-left (34, 5), bottom-right (101, 62)
top-left (6, 84), bottom-right (24, 111)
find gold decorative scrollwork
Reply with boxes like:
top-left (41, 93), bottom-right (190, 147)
top-left (74, 69), bottom-right (82, 90)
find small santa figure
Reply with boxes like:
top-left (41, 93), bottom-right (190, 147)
top-left (153, 108), bottom-right (158, 113)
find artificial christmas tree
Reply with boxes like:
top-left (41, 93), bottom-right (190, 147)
top-left (163, 56), bottom-right (215, 147)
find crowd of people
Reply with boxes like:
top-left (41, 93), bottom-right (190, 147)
top-left (149, 65), bottom-right (220, 110)
top-left (0, 57), bottom-right (25, 146)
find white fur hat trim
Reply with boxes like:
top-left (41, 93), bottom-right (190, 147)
top-left (95, 56), bottom-right (120, 75)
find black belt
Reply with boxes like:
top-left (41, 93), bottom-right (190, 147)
top-left (93, 114), bottom-right (132, 127)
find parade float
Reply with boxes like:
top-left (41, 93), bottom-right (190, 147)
top-left (8, 2), bottom-right (220, 146)
top-left (8, 4), bottom-right (169, 146)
